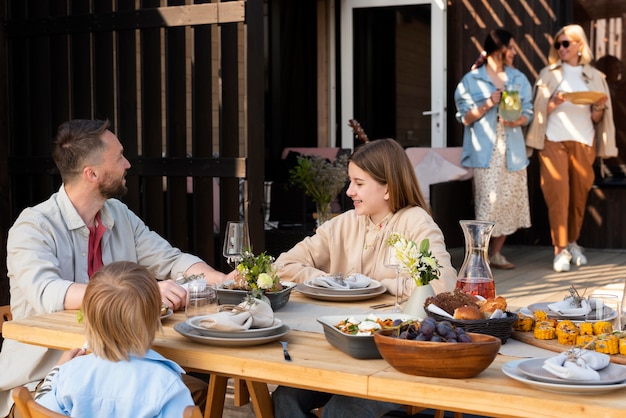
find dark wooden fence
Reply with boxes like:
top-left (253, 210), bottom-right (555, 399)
top-left (0, 0), bottom-right (266, 305)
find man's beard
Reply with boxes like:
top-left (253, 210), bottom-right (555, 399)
top-left (99, 174), bottom-right (128, 199)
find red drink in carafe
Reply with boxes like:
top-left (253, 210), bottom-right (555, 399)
top-left (455, 277), bottom-right (496, 300)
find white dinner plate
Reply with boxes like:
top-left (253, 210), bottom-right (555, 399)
top-left (521, 302), bottom-right (616, 323)
top-left (517, 357), bottom-right (626, 385)
top-left (295, 283), bottom-right (386, 302)
top-left (502, 359), bottom-right (626, 395)
top-left (302, 279), bottom-right (383, 296)
top-left (174, 321), bottom-right (290, 347)
top-left (185, 317), bottom-right (284, 339)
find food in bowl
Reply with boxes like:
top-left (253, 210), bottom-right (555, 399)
top-left (374, 322), bottom-right (501, 378)
top-left (386, 317), bottom-right (473, 342)
top-left (317, 313), bottom-right (418, 359)
top-left (334, 313), bottom-right (397, 336)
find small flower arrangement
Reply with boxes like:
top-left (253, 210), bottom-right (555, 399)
top-left (233, 250), bottom-right (283, 298)
top-left (386, 233), bottom-right (441, 286)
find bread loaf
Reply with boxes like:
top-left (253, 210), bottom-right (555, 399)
top-left (453, 305), bottom-right (483, 320)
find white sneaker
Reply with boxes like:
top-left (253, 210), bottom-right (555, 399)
top-left (553, 249), bottom-right (572, 272)
top-left (567, 242), bottom-right (587, 266)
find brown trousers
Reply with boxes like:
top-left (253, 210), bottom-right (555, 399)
top-left (538, 139), bottom-right (596, 249)
top-left (6, 374), bottom-right (207, 418)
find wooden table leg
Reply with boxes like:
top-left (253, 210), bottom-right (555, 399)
top-left (233, 378), bottom-right (251, 407)
top-left (204, 374), bottom-right (228, 418)
top-left (245, 379), bottom-right (274, 418)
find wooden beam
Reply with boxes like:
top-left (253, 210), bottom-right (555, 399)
top-left (4, 2), bottom-right (246, 36)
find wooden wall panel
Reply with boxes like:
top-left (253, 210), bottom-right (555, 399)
top-left (2, 0), bottom-right (261, 289)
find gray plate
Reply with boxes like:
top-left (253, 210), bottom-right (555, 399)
top-left (502, 359), bottom-right (626, 395)
top-left (174, 321), bottom-right (290, 347)
top-left (302, 279), bottom-right (383, 296)
top-left (317, 314), bottom-right (417, 359)
top-left (185, 317), bottom-right (284, 338)
top-left (517, 357), bottom-right (626, 385)
top-left (160, 308), bottom-right (173, 320)
top-left (296, 283), bottom-right (386, 302)
top-left (524, 302), bottom-right (616, 322)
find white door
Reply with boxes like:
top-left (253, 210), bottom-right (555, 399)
top-left (340, 0), bottom-right (446, 149)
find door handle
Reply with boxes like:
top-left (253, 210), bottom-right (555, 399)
top-left (422, 110), bottom-right (439, 116)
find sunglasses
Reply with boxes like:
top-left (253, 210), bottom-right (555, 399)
top-left (553, 40), bottom-right (571, 50)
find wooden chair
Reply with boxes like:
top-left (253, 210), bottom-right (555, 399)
top-left (0, 305), bottom-right (12, 332)
top-left (13, 386), bottom-right (204, 418)
top-left (11, 386), bottom-right (66, 418)
top-left (0, 305), bottom-right (12, 349)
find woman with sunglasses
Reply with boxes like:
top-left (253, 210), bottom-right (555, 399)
top-left (527, 24), bottom-right (617, 272)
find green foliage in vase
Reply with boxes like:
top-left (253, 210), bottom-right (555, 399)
top-left (289, 154), bottom-right (349, 209)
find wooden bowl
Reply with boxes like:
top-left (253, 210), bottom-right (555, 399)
top-left (373, 330), bottom-right (501, 378)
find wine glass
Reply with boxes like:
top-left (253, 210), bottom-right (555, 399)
top-left (384, 244), bottom-right (404, 313)
top-left (222, 221), bottom-right (251, 268)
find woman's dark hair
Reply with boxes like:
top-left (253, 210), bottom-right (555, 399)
top-left (484, 29), bottom-right (513, 56)
top-left (472, 29), bottom-right (513, 69)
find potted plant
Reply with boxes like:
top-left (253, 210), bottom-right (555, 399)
top-left (219, 250), bottom-right (294, 310)
top-left (386, 233), bottom-right (442, 318)
top-left (289, 154), bottom-right (349, 226)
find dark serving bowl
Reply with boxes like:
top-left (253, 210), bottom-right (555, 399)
top-left (217, 281), bottom-right (296, 311)
top-left (317, 314), bottom-right (418, 359)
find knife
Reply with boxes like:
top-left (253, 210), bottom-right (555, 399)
top-left (280, 341), bottom-right (292, 361)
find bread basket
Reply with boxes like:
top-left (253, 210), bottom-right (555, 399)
top-left (426, 311), bottom-right (517, 343)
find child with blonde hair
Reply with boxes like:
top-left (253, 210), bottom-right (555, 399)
top-left (34, 261), bottom-right (194, 417)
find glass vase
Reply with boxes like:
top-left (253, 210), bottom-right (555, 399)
top-left (316, 202), bottom-right (332, 227)
top-left (456, 220), bottom-right (496, 299)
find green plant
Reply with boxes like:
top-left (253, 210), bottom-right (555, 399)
top-left (288, 154), bottom-right (349, 210)
top-left (235, 250), bottom-right (283, 298)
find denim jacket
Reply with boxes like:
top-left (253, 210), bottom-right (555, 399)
top-left (454, 65), bottom-right (534, 171)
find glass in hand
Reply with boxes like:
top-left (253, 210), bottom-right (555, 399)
top-left (498, 84), bottom-right (522, 122)
top-left (222, 221), bottom-right (251, 267)
top-left (384, 245), bottom-right (404, 313)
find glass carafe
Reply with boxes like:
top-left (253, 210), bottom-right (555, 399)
top-left (498, 83), bottom-right (522, 122)
top-left (456, 220), bottom-right (496, 299)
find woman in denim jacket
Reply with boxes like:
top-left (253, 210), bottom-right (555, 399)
top-left (454, 29), bottom-right (533, 270)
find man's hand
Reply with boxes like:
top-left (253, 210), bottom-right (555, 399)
top-left (158, 279), bottom-right (187, 311)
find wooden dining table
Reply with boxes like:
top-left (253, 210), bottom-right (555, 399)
top-left (4, 290), bottom-right (626, 418)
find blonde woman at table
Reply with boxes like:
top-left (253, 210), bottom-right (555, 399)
top-left (1, 119), bottom-right (231, 417)
top-left (34, 261), bottom-right (194, 417)
top-left (526, 24), bottom-right (617, 272)
top-left (273, 138), bottom-right (457, 418)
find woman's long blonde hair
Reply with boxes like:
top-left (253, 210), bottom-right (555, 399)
top-left (83, 261), bottom-right (162, 362)
top-left (549, 24), bottom-right (593, 65)
top-left (349, 138), bottom-right (428, 214)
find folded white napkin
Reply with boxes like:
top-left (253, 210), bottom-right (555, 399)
top-left (310, 273), bottom-right (371, 289)
top-left (198, 311), bottom-right (253, 331)
top-left (547, 299), bottom-right (590, 316)
top-left (542, 349), bottom-right (610, 381)
top-left (197, 298), bottom-right (274, 331)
